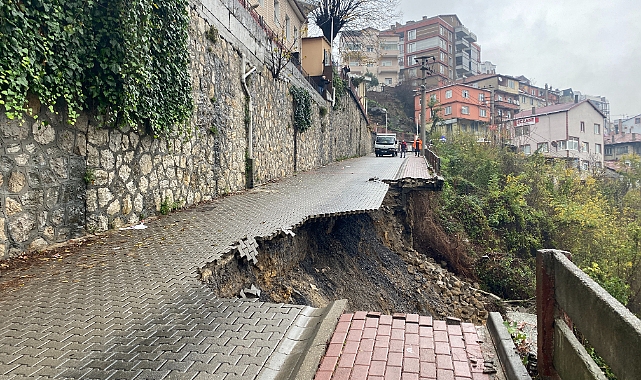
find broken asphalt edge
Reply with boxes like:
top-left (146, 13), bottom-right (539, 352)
top-left (290, 299), bottom-right (348, 380)
top-left (487, 312), bottom-right (531, 380)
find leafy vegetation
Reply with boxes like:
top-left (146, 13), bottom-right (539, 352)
top-left (290, 85), bottom-right (312, 132)
top-left (0, 0), bottom-right (192, 138)
top-left (435, 135), bottom-right (641, 310)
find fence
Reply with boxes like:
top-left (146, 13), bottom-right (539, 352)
top-left (536, 249), bottom-right (641, 380)
top-left (425, 148), bottom-right (441, 174)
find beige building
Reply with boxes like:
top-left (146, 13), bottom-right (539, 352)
top-left (301, 36), bottom-right (331, 76)
top-left (250, 0), bottom-right (315, 52)
top-left (340, 28), bottom-right (401, 90)
top-left (508, 100), bottom-right (605, 169)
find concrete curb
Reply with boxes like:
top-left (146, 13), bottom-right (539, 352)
top-left (487, 312), bottom-right (531, 380)
top-left (290, 299), bottom-right (348, 380)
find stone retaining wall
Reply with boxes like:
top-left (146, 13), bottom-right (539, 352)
top-left (0, 1), bottom-right (372, 259)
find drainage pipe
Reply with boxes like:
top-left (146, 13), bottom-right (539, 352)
top-left (241, 53), bottom-right (257, 158)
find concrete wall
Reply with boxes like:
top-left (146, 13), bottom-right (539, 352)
top-left (537, 250), bottom-right (641, 380)
top-left (0, 0), bottom-right (372, 259)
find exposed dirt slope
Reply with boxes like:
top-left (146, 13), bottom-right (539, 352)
top-left (204, 191), bottom-right (503, 324)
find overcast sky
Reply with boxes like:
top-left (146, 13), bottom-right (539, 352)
top-left (396, 0), bottom-right (641, 119)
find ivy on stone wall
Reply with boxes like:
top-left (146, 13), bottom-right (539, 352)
top-left (290, 85), bottom-right (312, 132)
top-left (0, 0), bottom-right (192, 138)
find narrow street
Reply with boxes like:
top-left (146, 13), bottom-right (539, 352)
top-left (0, 155), bottom-right (456, 379)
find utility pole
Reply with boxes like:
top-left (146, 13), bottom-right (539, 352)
top-left (417, 56), bottom-right (434, 156)
top-left (384, 110), bottom-right (388, 133)
top-left (490, 86), bottom-right (495, 144)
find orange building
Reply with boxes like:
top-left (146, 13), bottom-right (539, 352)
top-left (415, 83), bottom-right (491, 138)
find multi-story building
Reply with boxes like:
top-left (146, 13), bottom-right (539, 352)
top-left (388, 14), bottom-right (480, 87)
top-left (515, 76), bottom-right (560, 113)
top-left (559, 89), bottom-right (610, 126)
top-left (612, 114), bottom-right (641, 134)
top-left (458, 73), bottom-right (521, 139)
top-left (415, 83), bottom-right (491, 138)
top-left (250, 0), bottom-right (315, 52)
top-left (604, 132), bottom-right (641, 161)
top-left (480, 61), bottom-right (496, 74)
top-left (340, 28), bottom-right (402, 90)
top-left (508, 100), bottom-right (605, 169)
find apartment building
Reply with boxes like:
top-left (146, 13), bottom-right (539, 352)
top-left (459, 73), bottom-right (521, 139)
top-left (250, 0), bottom-right (315, 52)
top-left (508, 101), bottom-right (605, 169)
top-left (389, 14), bottom-right (480, 87)
top-left (416, 83), bottom-right (491, 137)
top-left (612, 114), bottom-right (641, 134)
top-left (604, 132), bottom-right (641, 161)
top-left (515, 76), bottom-right (560, 112)
top-left (340, 28), bottom-right (402, 89)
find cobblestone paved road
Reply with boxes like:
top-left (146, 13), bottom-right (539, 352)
top-left (0, 155), bottom-right (425, 379)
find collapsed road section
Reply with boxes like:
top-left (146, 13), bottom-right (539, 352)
top-left (200, 155), bottom-right (500, 324)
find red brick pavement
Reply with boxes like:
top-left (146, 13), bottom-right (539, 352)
top-left (315, 312), bottom-right (490, 380)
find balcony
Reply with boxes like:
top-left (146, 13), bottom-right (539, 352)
top-left (380, 50), bottom-right (400, 58)
top-left (455, 38), bottom-right (470, 50)
top-left (455, 26), bottom-right (477, 43)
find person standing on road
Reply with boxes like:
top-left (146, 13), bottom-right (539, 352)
top-left (413, 137), bottom-right (422, 156)
top-left (400, 140), bottom-right (407, 158)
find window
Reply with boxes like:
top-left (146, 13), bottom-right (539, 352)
top-left (366, 45), bottom-right (374, 52)
top-left (582, 141), bottom-right (589, 153)
top-left (582, 161), bottom-right (589, 171)
top-left (349, 61), bottom-right (360, 67)
top-left (530, 98), bottom-right (534, 105)
top-left (445, 106), bottom-right (452, 115)
top-left (407, 42), bottom-right (416, 53)
top-left (580, 121), bottom-right (585, 132)
top-left (408, 29), bottom-right (416, 40)
top-left (439, 25), bottom-right (444, 35)
top-left (462, 90), bottom-right (469, 98)
top-left (636, 118), bottom-right (641, 124)
top-left (408, 55), bottom-right (416, 66)
top-left (479, 109), bottom-right (486, 117)
top-left (479, 93), bottom-right (485, 102)
top-left (594, 123), bottom-right (601, 134)
top-left (293, 26), bottom-right (298, 44)
top-left (461, 106), bottom-right (469, 115)
top-left (385, 78), bottom-right (392, 85)
top-left (567, 137), bottom-right (579, 150)
top-left (273, 0), bottom-right (280, 23)
top-left (381, 60), bottom-right (392, 66)
top-left (439, 65), bottom-right (444, 74)
top-left (616, 146), bottom-right (629, 154)
top-left (498, 95), bottom-right (503, 101)
top-left (595, 143), bottom-right (602, 154)
top-left (508, 80), bottom-right (515, 89)
top-left (537, 142), bottom-right (549, 153)
top-left (605, 146), bottom-right (612, 155)
top-left (521, 145), bottom-right (531, 154)
top-left (285, 15), bottom-right (290, 39)
top-left (430, 94), bottom-right (437, 101)
top-left (445, 90), bottom-right (452, 99)
top-left (558, 140), bottom-right (567, 150)
top-left (440, 51), bottom-right (446, 62)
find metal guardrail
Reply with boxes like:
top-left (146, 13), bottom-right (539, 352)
top-left (424, 148), bottom-right (441, 175)
top-left (536, 249), bottom-right (641, 380)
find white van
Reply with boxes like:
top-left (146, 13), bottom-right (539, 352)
top-left (374, 133), bottom-right (398, 157)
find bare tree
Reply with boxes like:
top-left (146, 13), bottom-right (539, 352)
top-left (311, 0), bottom-right (400, 43)
top-left (267, 30), bottom-right (298, 79)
